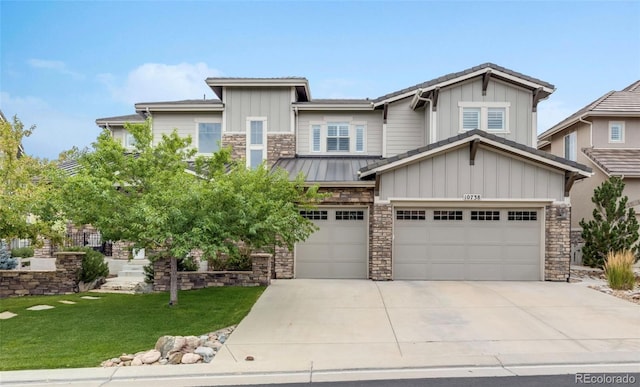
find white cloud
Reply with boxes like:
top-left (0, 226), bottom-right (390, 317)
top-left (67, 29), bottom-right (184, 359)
top-left (100, 62), bottom-right (222, 105)
top-left (537, 100), bottom-right (579, 134)
top-left (0, 92), bottom-right (96, 160)
top-left (27, 59), bottom-right (84, 80)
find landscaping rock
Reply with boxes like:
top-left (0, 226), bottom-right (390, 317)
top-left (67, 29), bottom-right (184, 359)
top-left (100, 325), bottom-right (236, 367)
top-left (195, 346), bottom-right (215, 363)
top-left (181, 353), bottom-right (201, 364)
top-left (141, 350), bottom-right (161, 364)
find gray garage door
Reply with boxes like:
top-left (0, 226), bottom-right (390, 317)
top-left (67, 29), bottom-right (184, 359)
top-left (296, 208), bottom-right (368, 279)
top-left (394, 208), bottom-right (541, 280)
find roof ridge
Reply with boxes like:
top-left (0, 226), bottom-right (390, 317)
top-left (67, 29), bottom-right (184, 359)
top-left (622, 80), bottom-right (640, 92)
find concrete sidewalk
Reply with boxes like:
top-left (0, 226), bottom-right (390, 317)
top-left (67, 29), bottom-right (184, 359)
top-left (2, 280), bottom-right (639, 386)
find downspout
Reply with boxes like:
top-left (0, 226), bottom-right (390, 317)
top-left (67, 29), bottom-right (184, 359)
top-left (413, 89), bottom-right (435, 144)
top-left (578, 115), bottom-right (593, 148)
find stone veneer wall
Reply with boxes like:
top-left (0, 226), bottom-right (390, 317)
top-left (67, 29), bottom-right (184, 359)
top-left (0, 252), bottom-right (84, 298)
top-left (370, 203), bottom-right (393, 280)
top-left (545, 203), bottom-right (571, 281)
top-left (222, 133), bottom-right (295, 168)
top-left (153, 253), bottom-right (271, 291)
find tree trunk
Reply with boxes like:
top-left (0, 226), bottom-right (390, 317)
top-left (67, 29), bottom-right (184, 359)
top-left (169, 256), bottom-right (178, 306)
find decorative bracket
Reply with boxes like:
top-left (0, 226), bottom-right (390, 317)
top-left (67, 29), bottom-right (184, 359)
top-left (383, 103), bottom-right (389, 124)
top-left (482, 70), bottom-right (492, 96)
top-left (431, 87), bottom-right (440, 112)
top-left (469, 139), bottom-right (480, 165)
top-left (564, 171), bottom-right (578, 197)
top-left (532, 87), bottom-right (543, 112)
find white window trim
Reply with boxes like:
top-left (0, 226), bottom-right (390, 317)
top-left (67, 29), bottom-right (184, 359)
top-left (354, 121), bottom-right (366, 153)
top-left (564, 131), bottom-right (577, 161)
top-left (194, 119), bottom-right (222, 155)
top-left (310, 121), bottom-right (323, 153)
top-left (458, 102), bottom-right (510, 133)
top-left (308, 117), bottom-right (367, 154)
top-left (124, 131), bottom-right (136, 149)
top-left (246, 117), bottom-right (267, 168)
top-left (608, 121), bottom-right (625, 143)
top-left (326, 121), bottom-right (351, 152)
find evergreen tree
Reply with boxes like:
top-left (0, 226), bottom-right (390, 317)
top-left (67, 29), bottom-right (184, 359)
top-left (580, 177), bottom-right (640, 268)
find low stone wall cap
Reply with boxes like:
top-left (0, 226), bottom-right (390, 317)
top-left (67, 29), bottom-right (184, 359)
top-left (53, 251), bottom-right (87, 256)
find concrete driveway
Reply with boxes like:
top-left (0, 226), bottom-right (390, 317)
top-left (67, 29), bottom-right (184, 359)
top-left (210, 280), bottom-right (640, 374)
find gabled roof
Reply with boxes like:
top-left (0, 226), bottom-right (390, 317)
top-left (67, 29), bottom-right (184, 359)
top-left (538, 79), bottom-right (640, 142)
top-left (359, 129), bottom-right (591, 179)
top-left (135, 99), bottom-right (223, 113)
top-left (273, 156), bottom-right (381, 185)
top-left (373, 63), bottom-right (555, 106)
top-left (96, 113), bottom-right (146, 127)
top-left (206, 77), bottom-right (311, 102)
top-left (582, 148), bottom-right (640, 178)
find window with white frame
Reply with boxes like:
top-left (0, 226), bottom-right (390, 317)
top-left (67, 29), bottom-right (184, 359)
top-left (311, 124), bottom-right (321, 152)
top-left (124, 131), bottom-right (136, 148)
top-left (355, 124), bottom-right (365, 152)
top-left (197, 122), bottom-right (221, 154)
top-left (609, 121), bottom-right (625, 143)
top-left (327, 122), bottom-right (350, 151)
top-left (459, 102), bottom-right (509, 133)
top-left (564, 131), bottom-right (577, 161)
top-left (247, 118), bottom-right (267, 168)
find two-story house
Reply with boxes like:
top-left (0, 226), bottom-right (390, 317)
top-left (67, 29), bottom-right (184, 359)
top-left (538, 80), bottom-right (640, 263)
top-left (97, 63), bottom-right (591, 282)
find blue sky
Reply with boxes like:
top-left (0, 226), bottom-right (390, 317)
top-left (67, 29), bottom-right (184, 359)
top-left (1, 1), bottom-right (639, 159)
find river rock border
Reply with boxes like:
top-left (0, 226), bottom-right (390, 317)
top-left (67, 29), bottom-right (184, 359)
top-left (100, 326), bottom-right (235, 367)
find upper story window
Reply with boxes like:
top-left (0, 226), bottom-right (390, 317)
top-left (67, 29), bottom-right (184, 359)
top-left (197, 122), bottom-right (222, 154)
top-left (564, 131), bottom-right (577, 161)
top-left (459, 102), bottom-right (509, 133)
top-left (327, 123), bottom-right (350, 151)
top-left (309, 121), bottom-right (366, 153)
top-left (247, 118), bottom-right (267, 169)
top-left (609, 121), bottom-right (625, 143)
top-left (124, 131), bottom-right (136, 149)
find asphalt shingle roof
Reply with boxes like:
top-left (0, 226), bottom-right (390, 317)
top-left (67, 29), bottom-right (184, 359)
top-left (95, 113), bottom-right (146, 123)
top-left (582, 148), bottom-right (640, 177)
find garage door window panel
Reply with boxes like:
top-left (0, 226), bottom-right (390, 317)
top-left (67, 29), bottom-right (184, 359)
top-left (470, 210), bottom-right (500, 221)
top-left (433, 210), bottom-right (463, 221)
top-left (336, 210), bottom-right (364, 220)
top-left (508, 211), bottom-right (537, 221)
top-left (396, 210), bottom-right (426, 220)
top-left (300, 210), bottom-right (328, 220)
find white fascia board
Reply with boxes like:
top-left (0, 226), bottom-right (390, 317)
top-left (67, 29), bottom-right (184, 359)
top-left (359, 136), bottom-right (475, 178)
top-left (205, 78), bottom-right (311, 98)
top-left (134, 104), bottom-right (224, 112)
top-left (389, 198), bottom-right (553, 207)
top-left (295, 103), bottom-right (374, 111)
top-left (374, 68), bottom-right (554, 107)
top-left (479, 137), bottom-right (592, 177)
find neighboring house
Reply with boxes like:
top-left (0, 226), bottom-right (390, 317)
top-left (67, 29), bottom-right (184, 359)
top-left (538, 80), bottom-right (640, 263)
top-left (96, 63), bottom-right (591, 282)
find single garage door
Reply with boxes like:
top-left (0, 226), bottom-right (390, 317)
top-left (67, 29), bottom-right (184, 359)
top-left (296, 207), bottom-right (368, 279)
top-left (394, 208), bottom-right (541, 280)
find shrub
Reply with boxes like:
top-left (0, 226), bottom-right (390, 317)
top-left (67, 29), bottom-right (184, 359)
top-left (0, 241), bottom-right (18, 270)
top-left (11, 246), bottom-right (34, 258)
top-left (604, 250), bottom-right (636, 290)
top-left (143, 262), bottom-right (154, 284)
top-left (64, 247), bottom-right (109, 283)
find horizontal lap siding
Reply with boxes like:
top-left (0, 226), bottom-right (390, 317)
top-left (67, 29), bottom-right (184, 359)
top-left (110, 127), bottom-right (126, 145)
top-left (380, 147), bottom-right (564, 201)
top-left (438, 78), bottom-right (533, 146)
top-left (386, 97), bottom-right (426, 157)
top-left (296, 111), bottom-right (383, 155)
top-left (225, 87), bottom-right (292, 133)
top-left (151, 112), bottom-right (222, 145)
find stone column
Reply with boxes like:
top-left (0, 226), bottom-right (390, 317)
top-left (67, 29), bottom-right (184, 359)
top-left (370, 202), bottom-right (393, 280)
top-left (545, 203), bottom-right (571, 281)
top-left (274, 245), bottom-right (294, 279)
top-left (251, 253), bottom-right (272, 286)
top-left (54, 251), bottom-right (85, 293)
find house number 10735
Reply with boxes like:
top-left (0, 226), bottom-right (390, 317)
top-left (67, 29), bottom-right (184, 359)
top-left (463, 194), bottom-right (481, 200)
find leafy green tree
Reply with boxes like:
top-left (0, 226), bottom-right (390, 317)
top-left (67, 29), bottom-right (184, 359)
top-left (59, 119), bottom-right (322, 305)
top-left (580, 177), bottom-right (640, 268)
top-left (0, 115), bottom-right (65, 245)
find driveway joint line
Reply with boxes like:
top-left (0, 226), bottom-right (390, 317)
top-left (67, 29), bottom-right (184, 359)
top-left (375, 281), bottom-right (403, 357)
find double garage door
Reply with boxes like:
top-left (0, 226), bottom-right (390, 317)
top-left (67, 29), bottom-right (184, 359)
top-left (394, 208), bottom-right (542, 281)
top-left (296, 207), bottom-right (368, 279)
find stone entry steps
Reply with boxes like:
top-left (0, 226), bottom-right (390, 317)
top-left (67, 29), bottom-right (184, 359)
top-left (96, 259), bottom-right (150, 293)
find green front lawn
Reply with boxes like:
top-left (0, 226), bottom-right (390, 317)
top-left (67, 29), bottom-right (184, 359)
top-left (0, 287), bottom-right (264, 371)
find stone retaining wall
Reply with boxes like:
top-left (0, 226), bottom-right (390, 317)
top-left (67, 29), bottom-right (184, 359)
top-left (0, 252), bottom-right (84, 298)
top-left (153, 253), bottom-right (271, 291)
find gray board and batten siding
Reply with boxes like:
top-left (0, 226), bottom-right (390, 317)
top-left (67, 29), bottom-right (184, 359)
top-left (224, 87), bottom-right (292, 133)
top-left (379, 146), bottom-right (565, 201)
top-left (385, 97), bottom-right (427, 157)
top-left (437, 78), bottom-right (534, 146)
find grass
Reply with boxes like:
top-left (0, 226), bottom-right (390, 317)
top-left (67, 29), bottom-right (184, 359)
top-left (0, 286), bottom-right (264, 371)
top-left (604, 250), bottom-right (637, 290)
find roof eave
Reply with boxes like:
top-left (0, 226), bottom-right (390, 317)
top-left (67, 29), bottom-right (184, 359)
top-left (134, 103), bottom-right (225, 113)
top-left (294, 103), bottom-right (375, 111)
top-left (539, 111), bottom-right (640, 142)
top-left (302, 181), bottom-right (375, 187)
top-left (205, 78), bottom-right (311, 101)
